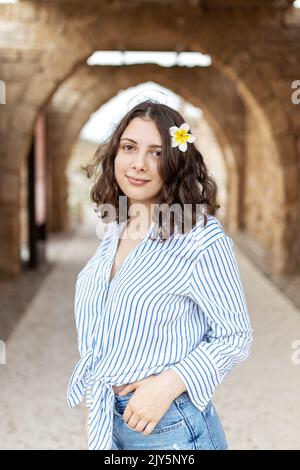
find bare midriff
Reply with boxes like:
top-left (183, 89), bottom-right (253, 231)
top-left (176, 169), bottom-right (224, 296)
top-left (112, 384), bottom-right (128, 395)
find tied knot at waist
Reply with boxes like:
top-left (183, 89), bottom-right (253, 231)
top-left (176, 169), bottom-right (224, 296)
top-left (67, 350), bottom-right (115, 450)
top-left (66, 350), bottom-right (115, 408)
top-left (66, 350), bottom-right (116, 449)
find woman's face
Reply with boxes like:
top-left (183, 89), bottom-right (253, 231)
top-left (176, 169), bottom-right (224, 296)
top-left (115, 117), bottom-right (163, 209)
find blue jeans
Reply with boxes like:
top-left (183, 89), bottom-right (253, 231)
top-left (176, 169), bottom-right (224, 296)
top-left (112, 390), bottom-right (228, 450)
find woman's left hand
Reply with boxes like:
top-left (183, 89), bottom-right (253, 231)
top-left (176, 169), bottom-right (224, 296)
top-left (118, 370), bottom-right (186, 436)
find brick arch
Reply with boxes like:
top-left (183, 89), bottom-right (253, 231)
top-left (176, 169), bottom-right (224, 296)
top-left (46, 63), bottom-right (244, 236)
top-left (0, 0), bottom-right (298, 275)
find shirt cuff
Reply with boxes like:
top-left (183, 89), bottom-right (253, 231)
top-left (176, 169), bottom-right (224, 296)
top-left (169, 343), bottom-right (222, 412)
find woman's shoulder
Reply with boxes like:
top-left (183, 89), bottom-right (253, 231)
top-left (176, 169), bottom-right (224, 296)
top-left (76, 222), bottom-right (116, 280)
top-left (94, 221), bottom-right (117, 252)
top-left (190, 214), bottom-right (229, 251)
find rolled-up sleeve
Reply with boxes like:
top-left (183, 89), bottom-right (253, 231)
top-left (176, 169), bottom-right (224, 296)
top-left (169, 234), bottom-right (253, 411)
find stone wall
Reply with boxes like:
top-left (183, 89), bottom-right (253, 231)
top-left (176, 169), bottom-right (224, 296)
top-left (0, 0), bottom-right (299, 277)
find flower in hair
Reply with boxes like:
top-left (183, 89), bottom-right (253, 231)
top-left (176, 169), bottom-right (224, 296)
top-left (169, 123), bottom-right (196, 152)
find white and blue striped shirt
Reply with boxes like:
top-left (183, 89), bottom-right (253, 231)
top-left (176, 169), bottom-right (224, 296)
top-left (66, 214), bottom-right (253, 450)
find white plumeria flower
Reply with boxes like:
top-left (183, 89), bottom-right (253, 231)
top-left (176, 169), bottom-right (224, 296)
top-left (169, 122), bottom-right (196, 152)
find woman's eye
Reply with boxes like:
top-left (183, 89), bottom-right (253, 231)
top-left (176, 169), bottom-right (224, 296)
top-left (122, 145), bottom-right (133, 151)
top-left (121, 145), bottom-right (160, 157)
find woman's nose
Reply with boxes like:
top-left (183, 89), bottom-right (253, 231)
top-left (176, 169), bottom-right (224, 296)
top-left (132, 151), bottom-right (148, 168)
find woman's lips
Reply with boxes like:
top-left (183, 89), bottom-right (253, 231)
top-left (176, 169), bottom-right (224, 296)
top-left (126, 176), bottom-right (150, 186)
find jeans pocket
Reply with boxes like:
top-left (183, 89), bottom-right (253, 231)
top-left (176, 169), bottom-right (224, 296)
top-left (150, 403), bottom-right (186, 434)
top-left (114, 391), bottom-right (135, 417)
top-left (114, 394), bottom-right (186, 434)
top-left (151, 416), bottom-right (185, 434)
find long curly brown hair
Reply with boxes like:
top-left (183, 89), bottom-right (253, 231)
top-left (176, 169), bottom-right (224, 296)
top-left (82, 99), bottom-right (220, 241)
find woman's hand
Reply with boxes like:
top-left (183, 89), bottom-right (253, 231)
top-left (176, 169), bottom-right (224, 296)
top-left (119, 370), bottom-right (187, 436)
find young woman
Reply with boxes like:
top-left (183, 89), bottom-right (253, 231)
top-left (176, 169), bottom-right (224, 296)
top-left (66, 100), bottom-right (253, 451)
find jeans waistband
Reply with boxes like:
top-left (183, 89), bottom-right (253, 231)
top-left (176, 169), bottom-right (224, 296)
top-left (174, 390), bottom-right (190, 405)
top-left (114, 389), bottom-right (190, 405)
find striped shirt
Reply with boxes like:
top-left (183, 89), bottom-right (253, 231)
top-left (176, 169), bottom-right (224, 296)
top-left (66, 214), bottom-right (253, 450)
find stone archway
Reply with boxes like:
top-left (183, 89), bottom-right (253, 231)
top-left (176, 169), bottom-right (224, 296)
top-left (0, 0), bottom-right (298, 276)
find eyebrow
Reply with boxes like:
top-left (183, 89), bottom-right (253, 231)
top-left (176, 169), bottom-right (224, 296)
top-left (120, 138), bottom-right (162, 148)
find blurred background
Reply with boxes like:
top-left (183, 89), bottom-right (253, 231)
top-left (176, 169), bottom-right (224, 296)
top-left (0, 0), bottom-right (300, 450)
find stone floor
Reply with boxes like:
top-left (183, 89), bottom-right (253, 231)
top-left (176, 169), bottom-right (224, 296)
top-left (0, 213), bottom-right (300, 450)
top-left (0, 259), bottom-right (53, 343)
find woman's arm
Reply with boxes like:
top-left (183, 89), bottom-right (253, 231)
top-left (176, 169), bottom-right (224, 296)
top-left (169, 235), bottom-right (253, 410)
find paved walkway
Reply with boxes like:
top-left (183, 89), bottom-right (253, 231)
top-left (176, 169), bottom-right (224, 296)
top-left (0, 215), bottom-right (300, 450)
